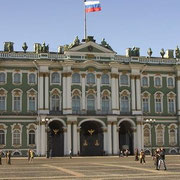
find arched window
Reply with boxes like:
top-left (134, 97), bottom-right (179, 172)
top-left (14, 73), bottom-right (21, 84)
top-left (0, 73), bottom-right (5, 83)
top-left (72, 73), bottom-right (80, 83)
top-left (155, 93), bottom-right (163, 113)
top-left (51, 94), bottom-right (60, 111)
top-left (51, 72), bottom-right (60, 83)
top-left (102, 96), bottom-right (110, 112)
top-left (29, 73), bottom-right (36, 84)
top-left (120, 74), bottom-right (128, 86)
top-left (87, 73), bottom-right (95, 84)
top-left (72, 96), bottom-right (81, 113)
top-left (167, 77), bottom-right (174, 87)
top-left (0, 130), bottom-right (5, 145)
top-left (87, 95), bottom-right (95, 111)
top-left (144, 127), bottom-right (150, 146)
top-left (168, 124), bottom-right (177, 146)
top-left (29, 130), bottom-right (35, 145)
top-left (0, 95), bottom-right (6, 111)
top-left (154, 77), bottom-right (161, 87)
top-left (13, 129), bottom-right (21, 146)
top-left (120, 96), bottom-right (129, 113)
top-left (156, 125), bottom-right (164, 146)
top-left (101, 74), bottom-right (109, 84)
top-left (168, 98), bottom-right (175, 113)
top-left (142, 77), bottom-right (148, 87)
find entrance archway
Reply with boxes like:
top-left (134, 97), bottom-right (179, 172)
top-left (48, 120), bottom-right (64, 157)
top-left (119, 121), bottom-right (133, 154)
top-left (80, 121), bottom-right (103, 156)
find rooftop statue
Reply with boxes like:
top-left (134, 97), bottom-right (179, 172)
top-left (175, 46), bottom-right (180, 58)
top-left (68, 36), bottom-right (80, 49)
top-left (22, 42), bottom-right (28, 53)
top-left (131, 46), bottom-right (140, 57)
top-left (4, 42), bottom-right (14, 52)
top-left (160, 48), bottom-right (165, 58)
top-left (41, 42), bottom-right (49, 53)
top-left (147, 48), bottom-right (153, 57)
top-left (101, 38), bottom-right (113, 51)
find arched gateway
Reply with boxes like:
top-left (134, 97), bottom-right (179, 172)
top-left (47, 120), bottom-right (64, 157)
top-left (119, 121), bottom-right (134, 154)
top-left (80, 121), bottom-right (104, 156)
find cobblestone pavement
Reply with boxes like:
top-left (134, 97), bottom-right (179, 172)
top-left (0, 155), bottom-right (180, 180)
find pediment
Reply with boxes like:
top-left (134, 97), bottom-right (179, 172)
top-left (65, 41), bottom-right (116, 56)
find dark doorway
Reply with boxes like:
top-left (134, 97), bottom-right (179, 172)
top-left (48, 120), bottom-right (64, 157)
top-left (119, 121), bottom-right (133, 154)
top-left (80, 121), bottom-right (103, 156)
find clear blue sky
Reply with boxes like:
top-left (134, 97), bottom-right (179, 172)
top-left (0, 0), bottom-right (180, 56)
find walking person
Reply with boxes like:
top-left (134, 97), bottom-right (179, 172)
top-left (135, 148), bottom-right (139, 161)
top-left (154, 148), bottom-right (160, 170)
top-left (27, 149), bottom-right (30, 162)
top-left (158, 148), bottom-right (167, 170)
top-left (0, 150), bottom-right (2, 165)
top-left (69, 149), bottom-right (72, 159)
top-left (139, 149), bottom-right (146, 164)
top-left (6, 151), bottom-right (11, 165)
top-left (29, 150), bottom-right (34, 162)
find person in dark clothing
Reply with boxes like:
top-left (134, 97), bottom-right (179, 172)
top-left (28, 149), bottom-right (30, 162)
top-left (0, 151), bottom-right (2, 165)
top-left (139, 149), bottom-right (145, 164)
top-left (158, 148), bottom-right (167, 170)
top-left (135, 148), bottom-right (139, 161)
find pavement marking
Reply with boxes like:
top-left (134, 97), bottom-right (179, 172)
top-left (43, 164), bottom-right (85, 177)
top-left (91, 162), bottom-right (173, 174)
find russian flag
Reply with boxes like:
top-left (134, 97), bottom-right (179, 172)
top-left (84, 0), bottom-right (101, 13)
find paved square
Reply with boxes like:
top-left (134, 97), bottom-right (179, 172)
top-left (0, 156), bottom-right (180, 179)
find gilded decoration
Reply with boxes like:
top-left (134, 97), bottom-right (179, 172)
top-left (102, 90), bottom-right (109, 96)
top-left (122, 71), bottom-right (128, 75)
top-left (15, 69), bottom-right (20, 72)
top-left (73, 90), bottom-right (80, 96)
top-left (29, 68), bottom-right (35, 72)
top-left (130, 75), bottom-right (136, 79)
top-left (96, 74), bottom-right (101, 78)
top-left (13, 124), bottom-right (21, 130)
top-left (0, 89), bottom-right (5, 95)
top-left (0, 125), bottom-right (5, 129)
top-left (29, 90), bottom-right (35, 96)
top-left (121, 91), bottom-right (128, 96)
top-left (62, 72), bottom-right (72, 77)
top-left (81, 73), bottom-right (86, 78)
top-left (52, 69), bottom-right (59, 72)
top-left (87, 89), bottom-right (96, 94)
top-left (67, 121), bottom-right (72, 125)
top-left (142, 72), bottom-right (147, 75)
top-left (88, 67), bottom-right (95, 72)
top-left (95, 140), bottom-right (99, 146)
top-left (39, 72), bottom-right (44, 77)
top-left (107, 121), bottom-right (112, 125)
top-left (86, 54), bottom-right (95, 59)
top-left (102, 70), bottom-right (109, 74)
top-left (169, 93), bottom-right (175, 98)
top-left (156, 93), bottom-right (161, 98)
top-left (111, 73), bottom-right (118, 78)
top-left (14, 90), bottom-right (21, 96)
top-left (143, 92), bottom-right (149, 97)
top-left (136, 75), bottom-right (140, 79)
top-left (52, 89), bottom-right (60, 95)
top-left (73, 69), bottom-right (80, 73)
top-left (88, 129), bottom-right (95, 135)
top-left (177, 76), bottom-right (180, 81)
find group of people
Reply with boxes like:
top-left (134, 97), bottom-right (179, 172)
top-left (119, 149), bottom-right (130, 157)
top-left (134, 148), bottom-right (167, 170)
top-left (154, 148), bottom-right (167, 170)
top-left (0, 150), bottom-right (11, 165)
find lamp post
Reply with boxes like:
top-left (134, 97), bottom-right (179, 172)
top-left (42, 118), bottom-right (50, 158)
top-left (146, 118), bottom-right (156, 156)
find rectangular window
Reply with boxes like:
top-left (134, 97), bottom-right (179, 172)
top-left (143, 98), bottom-right (149, 112)
top-left (0, 96), bottom-right (5, 111)
top-left (168, 99), bottom-right (175, 113)
top-left (14, 96), bottom-right (20, 111)
top-left (155, 99), bottom-right (162, 113)
top-left (29, 97), bottom-right (36, 111)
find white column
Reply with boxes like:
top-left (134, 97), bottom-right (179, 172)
top-left (111, 74), bottom-right (117, 113)
top-left (66, 73), bottom-right (72, 114)
top-left (113, 122), bottom-right (118, 154)
top-left (177, 77), bottom-right (180, 115)
top-left (96, 74), bottom-right (101, 111)
top-left (81, 74), bottom-right (86, 111)
top-left (63, 128), bottom-right (67, 155)
top-left (36, 123), bottom-right (41, 156)
top-left (77, 127), bottom-right (80, 155)
top-left (115, 77), bottom-right (119, 111)
top-left (40, 123), bottom-right (46, 155)
top-left (131, 75), bottom-right (136, 113)
top-left (136, 75), bottom-right (142, 113)
top-left (63, 73), bottom-right (67, 112)
top-left (73, 122), bottom-right (78, 155)
top-left (67, 122), bottom-right (72, 154)
top-left (107, 122), bottom-right (112, 155)
top-left (44, 73), bottom-right (49, 110)
top-left (39, 73), bottom-right (44, 110)
top-left (136, 117), bottom-right (143, 151)
top-left (132, 127), bottom-right (137, 152)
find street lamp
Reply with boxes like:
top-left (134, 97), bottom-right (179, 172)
top-left (145, 118), bottom-right (156, 156)
top-left (42, 118), bottom-right (51, 158)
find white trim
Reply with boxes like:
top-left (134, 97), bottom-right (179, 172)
top-left (155, 124), bottom-right (165, 146)
top-left (117, 118), bottom-right (136, 127)
top-left (28, 72), bottom-right (37, 85)
top-left (0, 123), bottom-right (8, 147)
top-left (27, 88), bottom-right (38, 112)
top-left (11, 88), bottom-right (23, 112)
top-left (12, 71), bottom-right (22, 85)
top-left (50, 71), bottom-right (61, 85)
top-left (168, 123), bottom-right (178, 146)
top-left (78, 118), bottom-right (106, 127)
top-left (11, 123), bottom-right (23, 147)
top-left (48, 118), bottom-right (66, 127)
top-left (0, 71), bottom-right (7, 85)
top-left (26, 123), bottom-right (37, 147)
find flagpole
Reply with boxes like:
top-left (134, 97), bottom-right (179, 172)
top-left (84, 4), bottom-right (87, 39)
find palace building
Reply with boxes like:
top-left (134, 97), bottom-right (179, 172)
top-left (0, 36), bottom-right (180, 156)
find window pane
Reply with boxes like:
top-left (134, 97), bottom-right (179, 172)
top-left (120, 75), bottom-right (128, 85)
top-left (168, 78), bottom-right (173, 87)
top-left (142, 77), bottom-right (148, 86)
top-left (155, 77), bottom-right (161, 86)
top-left (0, 130), bottom-right (5, 145)
top-left (51, 95), bottom-right (60, 111)
top-left (72, 96), bottom-right (80, 113)
top-left (155, 98), bottom-right (161, 112)
top-left (52, 72), bottom-right (60, 83)
top-left (87, 95), bottom-right (95, 110)
top-left (29, 74), bottom-right (36, 84)
top-left (72, 73), bottom-right (80, 83)
top-left (168, 99), bottom-right (175, 113)
top-left (143, 98), bottom-right (149, 112)
top-left (29, 97), bottom-right (36, 111)
top-left (101, 74), bottom-right (109, 84)
top-left (14, 96), bottom-right (20, 111)
top-left (102, 96), bottom-right (109, 111)
top-left (13, 130), bottom-right (20, 145)
top-left (14, 73), bottom-right (21, 84)
top-left (29, 130), bottom-right (35, 145)
top-left (87, 73), bottom-right (95, 84)
top-left (120, 96), bottom-right (129, 112)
